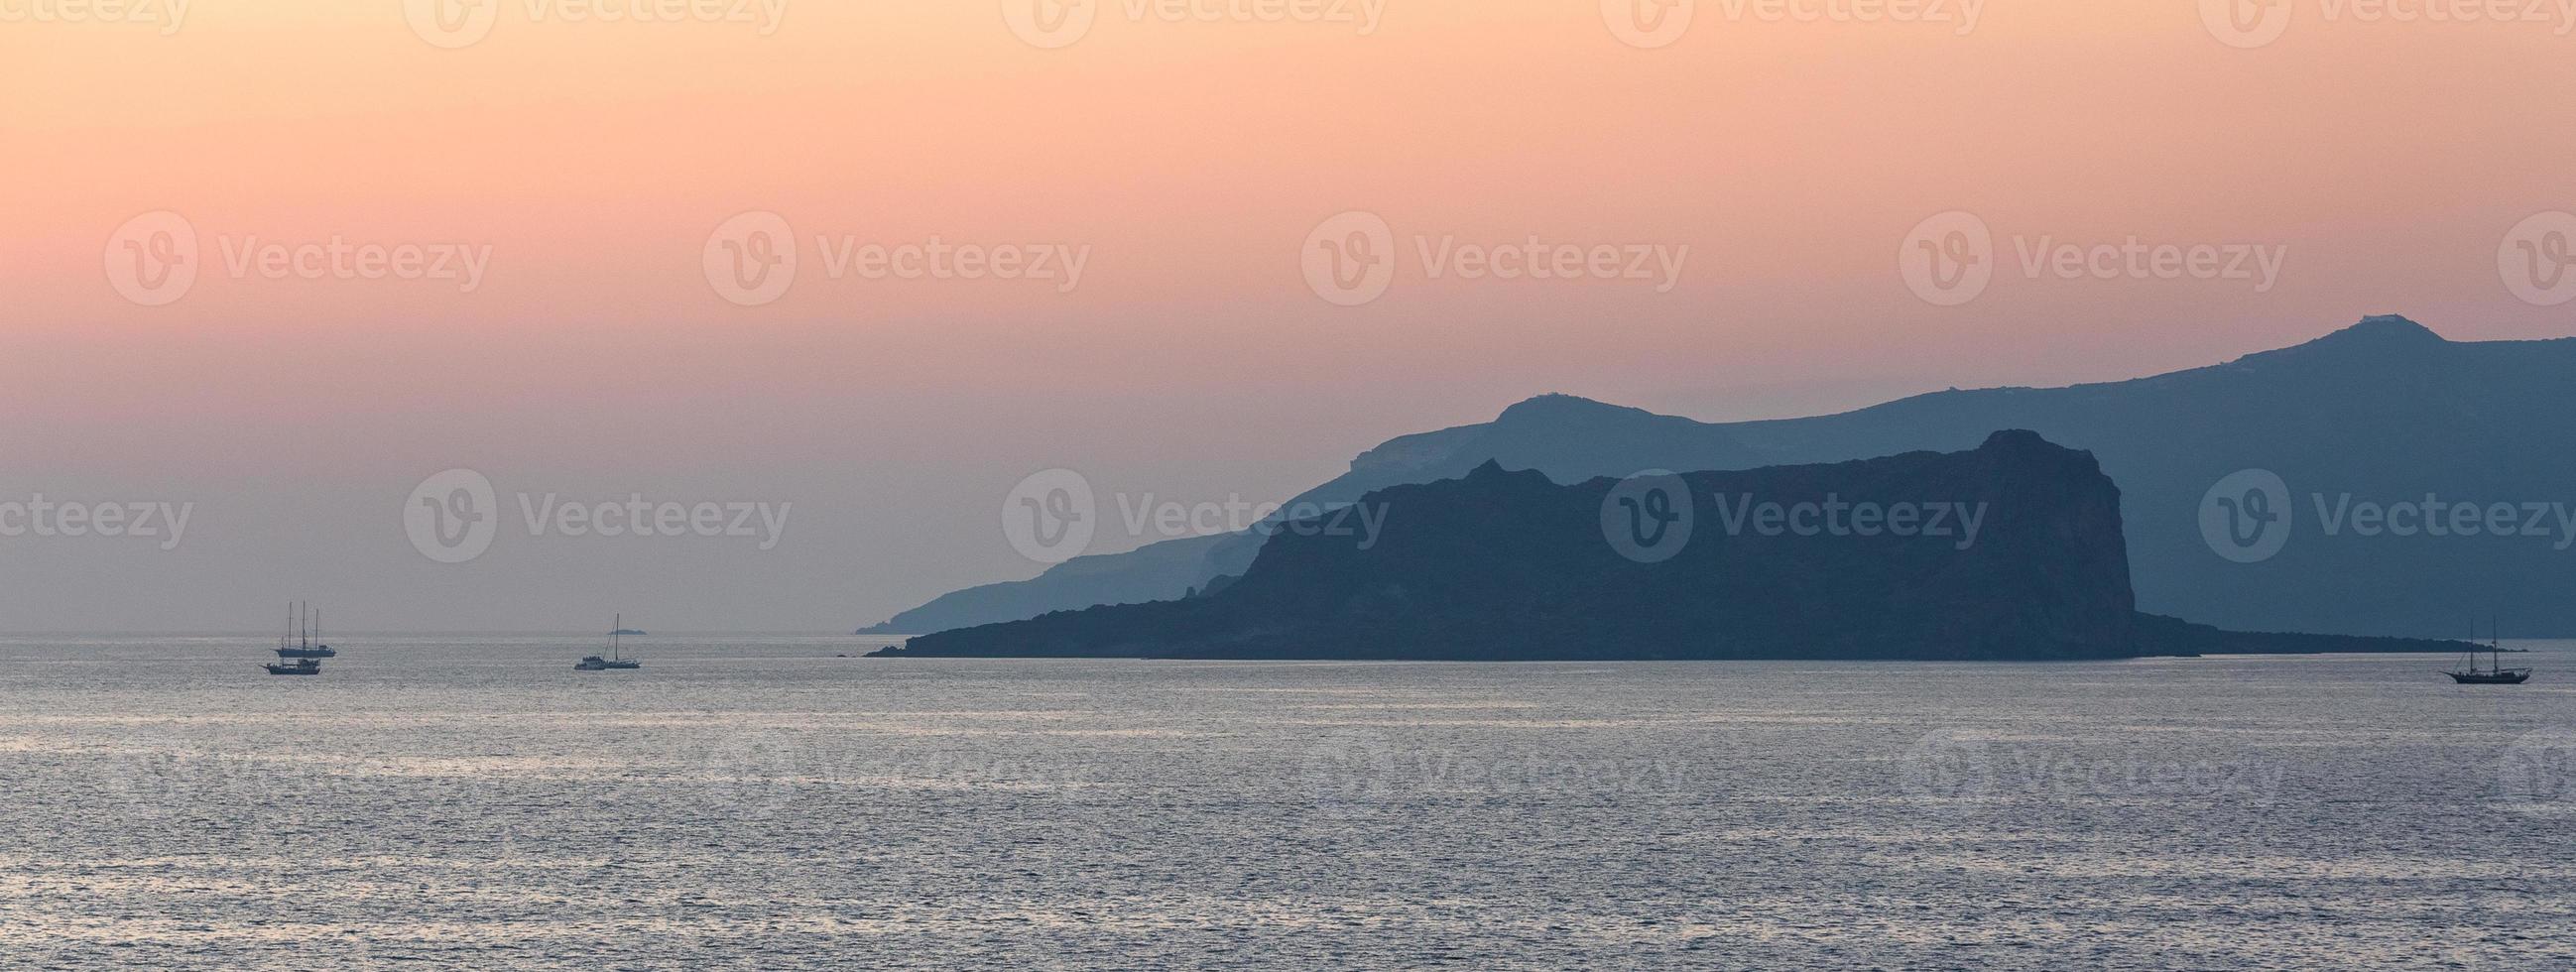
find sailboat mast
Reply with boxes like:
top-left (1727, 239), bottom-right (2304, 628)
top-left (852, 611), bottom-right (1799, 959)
top-left (613, 614), bottom-right (621, 662)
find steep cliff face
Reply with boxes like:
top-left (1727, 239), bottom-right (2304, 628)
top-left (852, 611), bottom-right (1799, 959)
top-left (883, 431), bottom-right (2140, 661)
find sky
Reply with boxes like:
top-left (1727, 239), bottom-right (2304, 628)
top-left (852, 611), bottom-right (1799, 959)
top-left (3, 0), bottom-right (2572, 632)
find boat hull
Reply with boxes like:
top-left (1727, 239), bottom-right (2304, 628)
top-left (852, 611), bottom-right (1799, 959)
top-left (2446, 670), bottom-right (2532, 684)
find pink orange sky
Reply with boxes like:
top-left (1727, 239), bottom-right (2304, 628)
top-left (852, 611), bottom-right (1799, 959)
top-left (3, 0), bottom-right (2572, 631)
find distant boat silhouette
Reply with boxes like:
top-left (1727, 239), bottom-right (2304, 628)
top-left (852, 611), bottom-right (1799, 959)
top-left (262, 658), bottom-right (321, 676)
top-left (275, 602), bottom-right (336, 659)
top-left (576, 615), bottom-right (642, 670)
top-left (2446, 618), bottom-right (2530, 684)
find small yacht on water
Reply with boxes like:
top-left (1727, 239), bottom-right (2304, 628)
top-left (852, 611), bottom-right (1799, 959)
top-left (262, 658), bottom-right (322, 676)
top-left (576, 615), bottom-right (643, 670)
top-left (2445, 619), bottom-right (2531, 684)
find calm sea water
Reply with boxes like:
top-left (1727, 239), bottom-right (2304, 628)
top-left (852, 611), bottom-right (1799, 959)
top-left (1, 635), bottom-right (2572, 970)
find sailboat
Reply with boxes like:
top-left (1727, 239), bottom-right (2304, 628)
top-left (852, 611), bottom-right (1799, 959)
top-left (275, 602), bottom-right (337, 659)
top-left (263, 602), bottom-right (328, 675)
top-left (2445, 617), bottom-right (2531, 684)
top-left (575, 615), bottom-right (643, 670)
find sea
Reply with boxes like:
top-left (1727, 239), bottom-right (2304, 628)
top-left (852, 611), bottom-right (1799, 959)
top-left (1, 635), bottom-right (2571, 970)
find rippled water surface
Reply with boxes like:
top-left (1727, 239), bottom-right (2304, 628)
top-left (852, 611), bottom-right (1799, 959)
top-left (3, 635), bottom-right (2574, 970)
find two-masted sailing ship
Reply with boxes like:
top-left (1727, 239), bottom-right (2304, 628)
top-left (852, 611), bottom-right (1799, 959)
top-left (2445, 618), bottom-right (2532, 684)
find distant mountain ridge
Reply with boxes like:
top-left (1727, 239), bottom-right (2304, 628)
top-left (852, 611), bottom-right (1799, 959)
top-left (871, 316), bottom-right (2576, 638)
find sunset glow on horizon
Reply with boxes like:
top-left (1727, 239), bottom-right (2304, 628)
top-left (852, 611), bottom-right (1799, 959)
top-left (6, 0), bottom-right (2574, 631)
